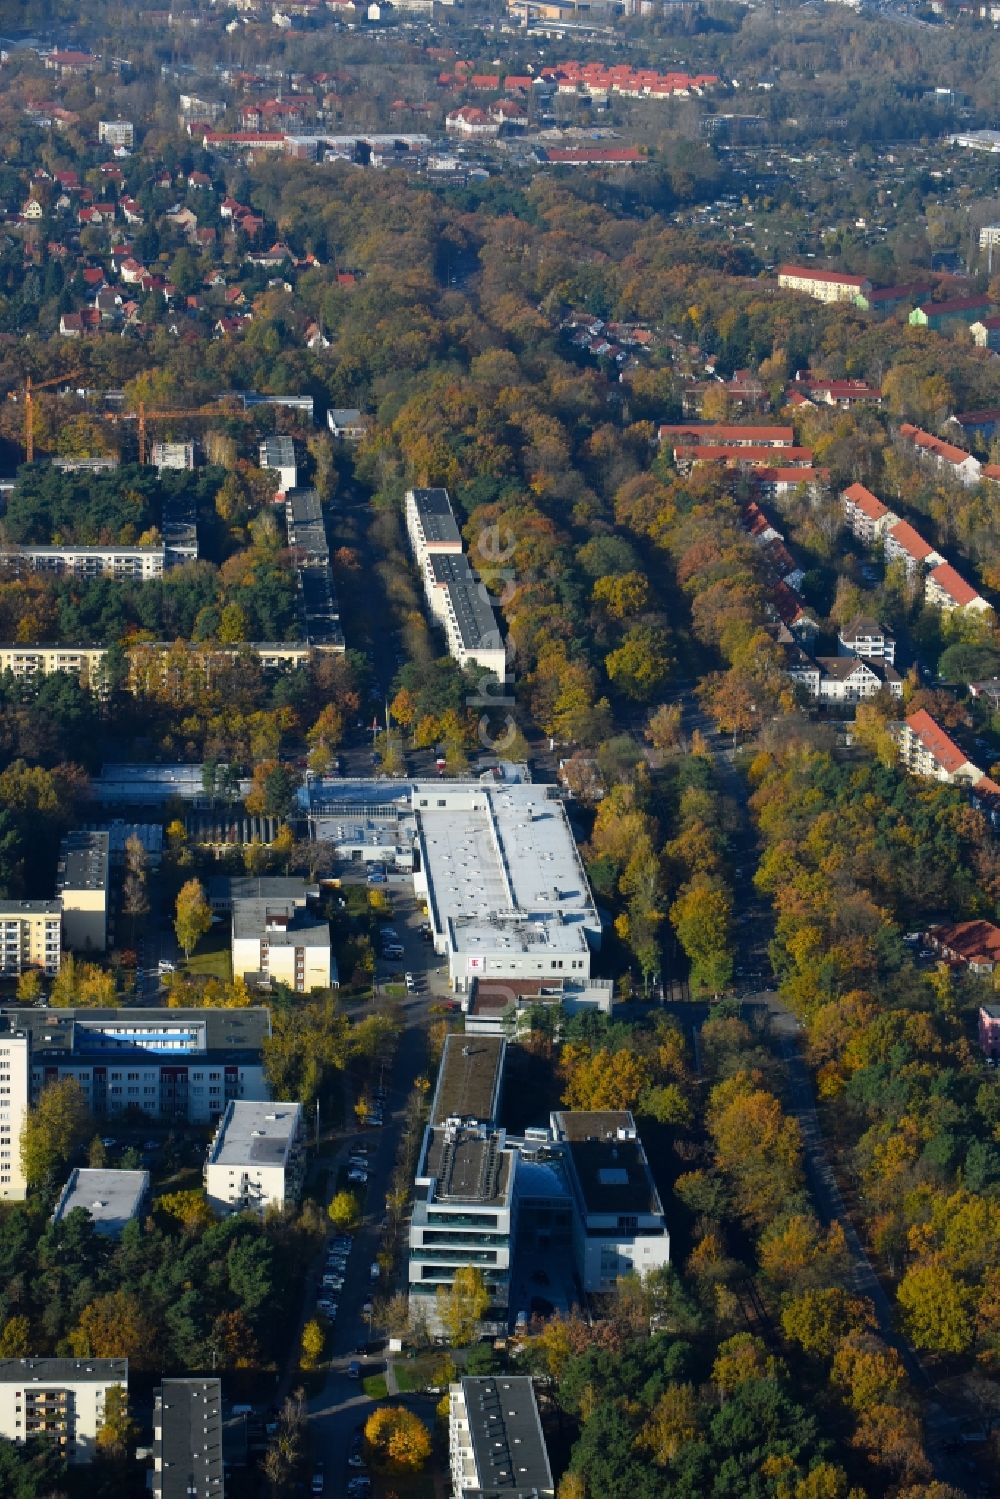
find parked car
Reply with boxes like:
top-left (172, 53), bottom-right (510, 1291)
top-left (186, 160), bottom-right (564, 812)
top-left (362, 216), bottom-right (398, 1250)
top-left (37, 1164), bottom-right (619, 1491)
top-left (347, 1360), bottom-right (361, 1379)
top-left (369, 1261), bottom-right (380, 1281)
top-left (348, 1168), bottom-right (368, 1184)
top-left (311, 1467), bottom-right (324, 1495)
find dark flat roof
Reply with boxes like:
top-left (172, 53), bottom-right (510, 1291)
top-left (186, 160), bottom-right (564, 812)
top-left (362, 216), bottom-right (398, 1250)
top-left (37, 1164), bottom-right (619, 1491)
top-left (0, 1357), bottom-right (127, 1383)
top-left (156, 1377), bottom-right (223, 1498)
top-left (462, 1377), bottom-right (552, 1495)
top-left (428, 553), bottom-right (502, 651)
top-left (410, 486), bottom-right (462, 546)
top-left (1, 1007), bottom-right (271, 1057)
top-left (431, 1035), bottom-right (505, 1126)
top-left (551, 1111), bottom-right (662, 1216)
top-left (424, 1126), bottom-right (512, 1204)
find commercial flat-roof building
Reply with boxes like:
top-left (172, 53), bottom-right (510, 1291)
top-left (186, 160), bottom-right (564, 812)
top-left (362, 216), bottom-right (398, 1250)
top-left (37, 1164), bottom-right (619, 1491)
top-left (56, 829), bottom-right (110, 954)
top-left (0, 1007), bottom-right (271, 1124)
top-left (412, 783), bottom-right (600, 993)
top-left (153, 1378), bottom-right (223, 1499)
top-left (0, 901), bottom-right (62, 977)
top-left (448, 1376), bottom-right (553, 1499)
top-left (550, 1110), bottom-right (670, 1292)
top-left (0, 1035), bottom-right (29, 1200)
top-left (205, 1100), bottom-right (305, 1215)
top-left (463, 976), bottom-right (614, 1037)
top-left (0, 1358), bottom-right (127, 1465)
top-left (52, 1167), bottom-right (149, 1237)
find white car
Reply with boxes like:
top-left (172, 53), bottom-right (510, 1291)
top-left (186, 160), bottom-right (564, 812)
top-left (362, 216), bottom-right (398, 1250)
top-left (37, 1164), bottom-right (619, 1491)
top-left (369, 1262), bottom-right (380, 1281)
top-left (348, 1168), bottom-right (368, 1184)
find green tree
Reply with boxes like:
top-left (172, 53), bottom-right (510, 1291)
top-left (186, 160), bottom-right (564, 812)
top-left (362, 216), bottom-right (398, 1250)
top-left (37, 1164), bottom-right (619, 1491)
top-left (20, 1077), bottom-right (92, 1186)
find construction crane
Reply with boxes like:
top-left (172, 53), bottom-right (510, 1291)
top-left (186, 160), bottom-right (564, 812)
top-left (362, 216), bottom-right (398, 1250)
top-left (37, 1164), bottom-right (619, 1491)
top-left (23, 370), bottom-right (83, 463)
top-left (109, 399), bottom-right (251, 465)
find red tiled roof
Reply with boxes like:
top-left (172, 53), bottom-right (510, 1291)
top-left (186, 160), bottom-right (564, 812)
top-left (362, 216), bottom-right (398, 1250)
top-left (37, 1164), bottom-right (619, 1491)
top-left (930, 919), bottom-right (1000, 963)
top-left (927, 562), bottom-right (984, 608)
top-left (900, 423), bottom-right (978, 468)
top-left (779, 265), bottom-right (868, 287)
top-left (887, 519), bottom-right (936, 562)
top-left (843, 481), bottom-right (890, 520)
top-left (914, 296), bottom-right (989, 316)
top-left (904, 709), bottom-right (971, 775)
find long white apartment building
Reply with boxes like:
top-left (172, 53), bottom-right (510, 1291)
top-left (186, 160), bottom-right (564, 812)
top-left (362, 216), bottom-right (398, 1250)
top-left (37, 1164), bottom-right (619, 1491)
top-left (405, 487), bottom-right (506, 679)
top-left (204, 1100), bottom-right (305, 1215)
top-left (449, 1376), bottom-right (553, 1499)
top-left (0, 1035), bottom-right (30, 1200)
top-left (409, 1035), bottom-right (516, 1330)
top-left (0, 1358), bottom-right (128, 1464)
top-left (412, 781), bottom-right (601, 993)
top-left (0, 1007), bottom-right (271, 1123)
top-left (0, 545), bottom-right (165, 581)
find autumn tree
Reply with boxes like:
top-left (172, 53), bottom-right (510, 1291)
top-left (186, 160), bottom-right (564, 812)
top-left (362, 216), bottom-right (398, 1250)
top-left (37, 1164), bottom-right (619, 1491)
top-left (68, 1290), bottom-right (156, 1369)
top-left (670, 876), bottom-right (733, 994)
top-left (327, 1190), bottom-right (361, 1233)
top-left (174, 878), bottom-right (212, 959)
top-left (364, 1406), bottom-right (432, 1472)
top-left (20, 1077), bottom-right (92, 1186)
top-left (436, 1266), bottom-right (489, 1347)
top-left (300, 1318), bottom-right (326, 1370)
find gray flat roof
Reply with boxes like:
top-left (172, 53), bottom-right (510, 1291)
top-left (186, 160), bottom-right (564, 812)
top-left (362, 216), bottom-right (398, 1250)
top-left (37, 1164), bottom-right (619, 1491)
top-left (462, 1377), bottom-right (552, 1495)
top-left (260, 435), bottom-right (295, 463)
top-left (208, 876), bottom-right (315, 907)
top-left (409, 486), bottom-right (463, 546)
top-left (56, 829), bottom-right (109, 893)
top-left (0, 1358), bottom-right (127, 1384)
top-left (0, 1007), bottom-right (271, 1057)
top-left (423, 1126), bottom-right (513, 1204)
top-left (52, 1168), bottom-right (148, 1236)
top-left (431, 1035), bottom-right (505, 1127)
top-left (208, 1100), bottom-right (302, 1168)
top-left (0, 900), bottom-right (62, 915)
top-left (551, 1111), bottom-right (663, 1217)
top-left (232, 899), bottom-right (330, 947)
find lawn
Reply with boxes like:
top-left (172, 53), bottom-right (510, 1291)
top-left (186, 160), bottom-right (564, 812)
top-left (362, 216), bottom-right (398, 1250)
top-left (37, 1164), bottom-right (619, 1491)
top-left (185, 926), bottom-right (233, 983)
top-left (362, 1373), bottom-right (389, 1399)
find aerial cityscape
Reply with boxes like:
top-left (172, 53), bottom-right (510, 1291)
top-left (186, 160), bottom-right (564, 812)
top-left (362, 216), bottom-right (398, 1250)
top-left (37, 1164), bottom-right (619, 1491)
top-left (0, 0), bottom-right (998, 1495)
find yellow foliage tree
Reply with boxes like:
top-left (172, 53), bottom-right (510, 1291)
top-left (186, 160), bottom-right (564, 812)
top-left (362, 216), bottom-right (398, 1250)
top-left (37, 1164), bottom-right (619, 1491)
top-left (364, 1406), bottom-right (432, 1472)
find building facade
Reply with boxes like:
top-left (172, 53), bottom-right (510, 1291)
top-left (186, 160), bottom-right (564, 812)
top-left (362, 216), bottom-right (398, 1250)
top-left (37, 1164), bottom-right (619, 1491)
top-left (204, 1100), bottom-right (305, 1215)
top-left (0, 546), bottom-right (165, 581)
top-left (0, 902), bottom-right (62, 977)
top-left (231, 898), bottom-right (333, 993)
top-left (0, 1036), bottom-right (29, 1201)
top-left (0, 1359), bottom-right (127, 1464)
top-left (777, 265), bottom-right (871, 303)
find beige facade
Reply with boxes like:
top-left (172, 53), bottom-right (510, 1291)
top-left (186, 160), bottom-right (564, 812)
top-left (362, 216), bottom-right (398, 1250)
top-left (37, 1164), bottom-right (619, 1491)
top-left (0, 645), bottom-right (107, 687)
top-left (778, 266), bottom-right (870, 303)
top-left (0, 902), bottom-right (62, 977)
top-left (0, 1359), bottom-right (128, 1463)
top-left (231, 897), bottom-right (332, 993)
top-left (0, 546), bottom-right (164, 581)
top-left (57, 832), bottom-right (110, 955)
top-left (204, 1100), bottom-right (305, 1215)
top-left (0, 1036), bottom-right (30, 1201)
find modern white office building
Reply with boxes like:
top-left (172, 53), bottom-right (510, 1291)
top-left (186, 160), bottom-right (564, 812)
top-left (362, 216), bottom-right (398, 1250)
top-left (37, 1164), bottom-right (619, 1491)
top-left (204, 1100), bottom-right (305, 1215)
top-left (0, 1358), bottom-right (128, 1464)
top-left (153, 1378), bottom-right (224, 1499)
top-left (52, 1168), bottom-right (150, 1237)
top-left (1, 1008), bottom-right (272, 1124)
top-left (56, 830), bottom-right (110, 954)
top-left (0, 1035), bottom-right (29, 1201)
top-left (549, 1110), bottom-right (671, 1292)
top-left (449, 1376), bottom-right (553, 1499)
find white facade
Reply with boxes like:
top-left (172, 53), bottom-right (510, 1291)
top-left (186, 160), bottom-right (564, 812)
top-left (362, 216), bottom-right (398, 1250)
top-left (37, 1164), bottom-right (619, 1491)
top-left (841, 483), bottom-right (898, 545)
top-left (0, 1359), bottom-right (127, 1464)
top-left (0, 546), bottom-right (165, 581)
top-left (405, 488), bottom-right (506, 680)
top-left (838, 618), bottom-right (896, 665)
top-left (98, 119), bottom-right (134, 146)
top-left (259, 436), bottom-right (297, 493)
top-left (778, 266), bottom-right (870, 303)
top-left (0, 1037), bottom-right (29, 1201)
top-left (205, 1100), bottom-right (305, 1215)
top-left (231, 898), bottom-right (333, 992)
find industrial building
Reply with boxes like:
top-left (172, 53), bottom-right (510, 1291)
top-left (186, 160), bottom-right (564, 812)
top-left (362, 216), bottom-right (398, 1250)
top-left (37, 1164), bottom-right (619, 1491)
top-left (204, 1100), bottom-right (305, 1215)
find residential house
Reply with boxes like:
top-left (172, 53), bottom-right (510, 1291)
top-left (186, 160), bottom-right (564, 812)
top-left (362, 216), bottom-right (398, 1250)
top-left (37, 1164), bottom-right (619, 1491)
top-left (326, 408), bottom-right (369, 441)
top-left (924, 561), bottom-right (992, 615)
top-left (777, 265), bottom-right (872, 304)
top-left (813, 656), bottom-right (902, 702)
top-left (949, 407), bottom-right (1000, 445)
top-left (842, 483), bottom-right (898, 544)
top-left (899, 423), bottom-right (983, 486)
top-left (446, 106), bottom-right (499, 137)
top-left (838, 616), bottom-right (896, 665)
top-left (928, 920), bottom-right (1000, 974)
top-left (98, 119), bottom-right (133, 147)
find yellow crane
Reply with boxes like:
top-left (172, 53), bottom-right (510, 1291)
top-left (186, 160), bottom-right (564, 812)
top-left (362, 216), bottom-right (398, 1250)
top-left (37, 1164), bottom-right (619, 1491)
top-left (128, 399), bottom-right (250, 465)
top-left (23, 369), bottom-right (83, 463)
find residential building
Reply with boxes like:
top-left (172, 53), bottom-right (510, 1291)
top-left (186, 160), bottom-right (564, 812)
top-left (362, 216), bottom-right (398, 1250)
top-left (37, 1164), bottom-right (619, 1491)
top-left (927, 920), bottom-right (1000, 975)
top-left (838, 616), bottom-right (896, 665)
top-left (0, 1036), bottom-right (30, 1200)
top-left (899, 423), bottom-right (983, 486)
top-left (909, 296), bottom-right (991, 331)
top-left (446, 106), bottom-right (499, 137)
top-left (283, 489), bottom-right (345, 653)
top-left (56, 830), bottom-right (110, 954)
top-left (893, 709), bottom-right (988, 789)
top-left (411, 782), bottom-right (600, 993)
top-left (0, 1359), bottom-right (127, 1464)
top-left (153, 1379), bottom-right (223, 1499)
top-left (258, 436), bottom-right (297, 493)
top-left (0, 545), bottom-right (165, 581)
top-left (842, 482), bottom-right (898, 544)
top-left (970, 315), bottom-right (1000, 351)
top-left (854, 281), bottom-right (934, 317)
top-left (231, 897), bottom-right (333, 992)
top-left (208, 876), bottom-right (318, 916)
top-left (204, 1100), bottom-right (305, 1215)
top-left (658, 423), bottom-right (794, 449)
top-left (969, 678), bottom-right (1000, 709)
top-left (924, 562), bottom-right (992, 615)
top-left (405, 486), bottom-right (464, 562)
top-left (0, 645), bottom-right (108, 688)
top-left (326, 408), bottom-right (369, 441)
top-left (424, 552), bottom-right (507, 680)
top-left (979, 224), bottom-right (1000, 250)
top-left (151, 441), bottom-right (195, 472)
top-left (549, 1111), bottom-right (670, 1292)
top-left (0, 902), bottom-right (62, 977)
top-left (949, 407), bottom-right (1000, 445)
top-left (978, 1005), bottom-right (1000, 1059)
top-left (777, 265), bottom-right (872, 304)
top-left (884, 519), bottom-right (944, 578)
top-left (809, 657), bottom-right (901, 702)
top-left (0, 1007), bottom-right (272, 1123)
top-left (448, 1377), bottom-right (553, 1499)
top-left (52, 1168), bottom-right (149, 1237)
top-left (98, 119), bottom-right (134, 147)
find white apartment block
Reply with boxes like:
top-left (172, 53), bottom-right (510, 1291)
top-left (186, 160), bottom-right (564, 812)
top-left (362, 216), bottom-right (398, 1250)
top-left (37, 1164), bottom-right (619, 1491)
top-left (0, 545), bottom-right (165, 581)
top-left (924, 562), bottom-right (992, 615)
top-left (449, 1377), bottom-right (553, 1499)
top-left (259, 436), bottom-right (297, 493)
top-left (98, 119), bottom-right (133, 147)
top-left (0, 1036), bottom-right (29, 1201)
top-left (0, 902), bottom-right (62, 977)
top-left (841, 482), bottom-right (898, 545)
top-left (550, 1110), bottom-right (671, 1292)
top-left (0, 1358), bottom-right (128, 1464)
top-left (405, 487), bottom-right (506, 680)
top-left (838, 616), bottom-right (896, 665)
top-left (204, 1100), bottom-right (305, 1215)
top-left (894, 710), bottom-right (987, 788)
